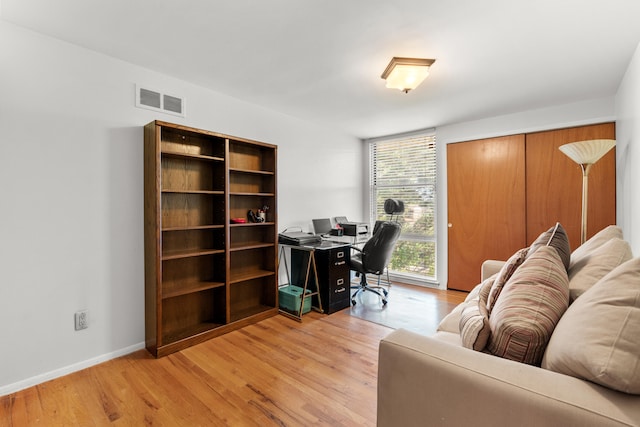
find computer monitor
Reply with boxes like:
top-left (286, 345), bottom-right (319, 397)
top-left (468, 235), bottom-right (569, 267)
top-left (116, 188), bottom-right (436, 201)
top-left (312, 218), bottom-right (332, 235)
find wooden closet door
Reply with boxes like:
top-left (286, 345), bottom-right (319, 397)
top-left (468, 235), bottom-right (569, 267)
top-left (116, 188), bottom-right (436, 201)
top-left (447, 135), bottom-right (527, 291)
top-left (525, 123), bottom-right (616, 248)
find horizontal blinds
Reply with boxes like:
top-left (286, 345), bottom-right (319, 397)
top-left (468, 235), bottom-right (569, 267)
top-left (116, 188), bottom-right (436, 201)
top-left (371, 135), bottom-right (437, 187)
top-left (369, 133), bottom-right (437, 280)
top-left (370, 134), bottom-right (437, 239)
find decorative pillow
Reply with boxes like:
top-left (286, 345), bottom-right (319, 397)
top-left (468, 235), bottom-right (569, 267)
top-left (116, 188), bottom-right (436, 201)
top-left (528, 222), bottom-right (571, 271)
top-left (569, 225), bottom-right (624, 271)
top-left (487, 246), bottom-right (570, 366)
top-left (542, 257), bottom-right (640, 394)
top-left (568, 238), bottom-right (632, 302)
top-left (487, 248), bottom-right (529, 314)
top-left (459, 276), bottom-right (494, 351)
top-left (437, 278), bottom-right (494, 334)
top-left (436, 299), bottom-right (466, 334)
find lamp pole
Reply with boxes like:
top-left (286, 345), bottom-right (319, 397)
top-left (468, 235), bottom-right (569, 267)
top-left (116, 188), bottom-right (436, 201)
top-left (579, 163), bottom-right (593, 245)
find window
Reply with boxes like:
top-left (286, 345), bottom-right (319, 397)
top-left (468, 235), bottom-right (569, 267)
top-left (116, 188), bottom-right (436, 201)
top-left (368, 132), bottom-right (437, 283)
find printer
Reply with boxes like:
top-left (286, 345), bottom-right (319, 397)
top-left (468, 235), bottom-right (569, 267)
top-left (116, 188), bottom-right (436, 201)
top-left (339, 222), bottom-right (369, 236)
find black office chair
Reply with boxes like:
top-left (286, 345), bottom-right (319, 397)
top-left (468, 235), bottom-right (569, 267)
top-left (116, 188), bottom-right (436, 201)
top-left (370, 198), bottom-right (405, 289)
top-left (349, 221), bottom-right (401, 306)
top-left (373, 198), bottom-right (405, 234)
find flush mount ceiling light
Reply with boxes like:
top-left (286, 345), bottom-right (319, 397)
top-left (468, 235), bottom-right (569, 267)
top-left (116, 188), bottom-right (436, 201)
top-left (381, 57), bottom-right (435, 93)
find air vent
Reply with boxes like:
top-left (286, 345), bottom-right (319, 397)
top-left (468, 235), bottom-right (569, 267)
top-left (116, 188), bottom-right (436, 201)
top-left (163, 94), bottom-right (183, 114)
top-left (136, 85), bottom-right (186, 117)
top-left (140, 88), bottom-right (161, 109)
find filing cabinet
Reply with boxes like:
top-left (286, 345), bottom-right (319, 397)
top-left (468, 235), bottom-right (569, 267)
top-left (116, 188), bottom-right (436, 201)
top-left (291, 243), bottom-right (351, 314)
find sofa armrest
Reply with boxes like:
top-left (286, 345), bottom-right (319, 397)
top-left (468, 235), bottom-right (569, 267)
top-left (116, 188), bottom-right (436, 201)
top-left (377, 329), bottom-right (640, 427)
top-left (481, 259), bottom-right (505, 281)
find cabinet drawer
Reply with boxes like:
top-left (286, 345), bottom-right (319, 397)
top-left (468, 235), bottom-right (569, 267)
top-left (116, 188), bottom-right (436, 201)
top-left (328, 264), bottom-right (350, 279)
top-left (329, 276), bottom-right (349, 294)
top-left (329, 247), bottom-right (349, 266)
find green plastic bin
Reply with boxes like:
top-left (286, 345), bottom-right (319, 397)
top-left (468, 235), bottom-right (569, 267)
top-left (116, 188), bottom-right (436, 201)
top-left (279, 285), bottom-right (312, 314)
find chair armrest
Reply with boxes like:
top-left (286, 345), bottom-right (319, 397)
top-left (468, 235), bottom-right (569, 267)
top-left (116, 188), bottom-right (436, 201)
top-left (481, 259), bottom-right (505, 281)
top-left (377, 329), bottom-right (640, 427)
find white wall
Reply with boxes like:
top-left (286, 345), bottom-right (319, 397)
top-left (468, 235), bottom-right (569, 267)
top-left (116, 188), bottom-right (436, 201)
top-left (434, 98), bottom-right (617, 289)
top-left (436, 97), bottom-right (616, 145)
top-left (615, 41), bottom-right (640, 255)
top-left (0, 20), bottom-right (362, 394)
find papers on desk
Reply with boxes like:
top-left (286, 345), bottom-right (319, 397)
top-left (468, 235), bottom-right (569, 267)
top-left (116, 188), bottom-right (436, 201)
top-left (278, 231), bottom-right (321, 246)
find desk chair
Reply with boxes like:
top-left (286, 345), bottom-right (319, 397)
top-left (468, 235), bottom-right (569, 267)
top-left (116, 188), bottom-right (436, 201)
top-left (349, 221), bottom-right (401, 306)
top-left (371, 198), bottom-right (406, 286)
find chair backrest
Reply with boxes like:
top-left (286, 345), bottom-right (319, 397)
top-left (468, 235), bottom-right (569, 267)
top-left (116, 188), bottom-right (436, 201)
top-left (372, 219), bottom-right (385, 235)
top-left (384, 199), bottom-right (405, 215)
top-left (361, 221), bottom-right (402, 274)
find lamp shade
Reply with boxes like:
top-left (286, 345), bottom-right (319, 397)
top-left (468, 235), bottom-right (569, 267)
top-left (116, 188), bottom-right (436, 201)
top-left (559, 139), bottom-right (616, 165)
top-left (381, 57), bottom-right (435, 93)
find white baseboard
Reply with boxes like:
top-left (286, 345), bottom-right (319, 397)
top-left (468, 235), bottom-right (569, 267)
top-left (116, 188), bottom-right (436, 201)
top-left (0, 341), bottom-right (146, 396)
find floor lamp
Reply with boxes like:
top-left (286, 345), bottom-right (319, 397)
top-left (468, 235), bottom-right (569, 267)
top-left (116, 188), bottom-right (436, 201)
top-left (559, 139), bottom-right (616, 245)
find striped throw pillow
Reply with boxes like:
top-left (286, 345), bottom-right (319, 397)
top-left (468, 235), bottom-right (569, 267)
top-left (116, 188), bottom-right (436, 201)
top-left (487, 247), bottom-right (529, 315)
top-left (487, 246), bottom-right (570, 366)
top-left (528, 222), bottom-right (571, 271)
top-left (459, 275), bottom-right (494, 351)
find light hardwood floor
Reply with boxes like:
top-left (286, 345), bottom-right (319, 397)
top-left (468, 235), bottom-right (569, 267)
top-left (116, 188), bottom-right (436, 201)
top-left (1, 285), bottom-right (466, 426)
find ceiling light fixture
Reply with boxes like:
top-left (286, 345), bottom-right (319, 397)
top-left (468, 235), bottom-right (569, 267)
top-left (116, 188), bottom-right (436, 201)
top-left (381, 57), bottom-right (435, 93)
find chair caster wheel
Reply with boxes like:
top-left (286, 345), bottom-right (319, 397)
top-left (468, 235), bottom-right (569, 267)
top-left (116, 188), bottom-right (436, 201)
top-left (351, 299), bottom-right (357, 306)
top-left (382, 289), bottom-right (388, 296)
top-left (382, 299), bottom-right (388, 305)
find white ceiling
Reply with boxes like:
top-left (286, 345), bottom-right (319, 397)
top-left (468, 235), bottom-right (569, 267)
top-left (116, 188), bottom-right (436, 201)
top-left (3, 0), bottom-right (640, 139)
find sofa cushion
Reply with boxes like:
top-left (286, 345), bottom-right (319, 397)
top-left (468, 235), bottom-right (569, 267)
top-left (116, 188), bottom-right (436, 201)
top-left (459, 276), bottom-right (494, 351)
top-left (487, 248), bottom-right (529, 314)
top-left (528, 222), bottom-right (571, 271)
top-left (436, 300), bottom-right (466, 334)
top-left (542, 257), bottom-right (640, 394)
top-left (437, 279), bottom-right (490, 334)
top-left (487, 246), bottom-right (570, 366)
top-left (568, 237), bottom-right (632, 302)
top-left (569, 225), bottom-right (623, 271)
top-left (436, 282), bottom-right (481, 334)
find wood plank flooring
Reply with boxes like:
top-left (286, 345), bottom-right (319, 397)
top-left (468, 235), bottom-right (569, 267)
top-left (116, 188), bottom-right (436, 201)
top-left (349, 281), bottom-right (468, 335)
top-left (1, 284), bottom-right (467, 426)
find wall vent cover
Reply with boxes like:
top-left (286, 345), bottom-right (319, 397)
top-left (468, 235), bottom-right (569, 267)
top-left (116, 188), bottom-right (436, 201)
top-left (136, 85), bottom-right (186, 117)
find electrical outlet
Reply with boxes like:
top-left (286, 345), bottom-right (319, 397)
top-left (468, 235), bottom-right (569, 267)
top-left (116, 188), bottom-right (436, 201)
top-left (75, 310), bottom-right (88, 331)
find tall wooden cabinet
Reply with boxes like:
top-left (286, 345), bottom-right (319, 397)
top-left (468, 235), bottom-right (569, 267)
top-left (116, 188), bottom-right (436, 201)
top-left (447, 123), bottom-right (616, 291)
top-left (144, 121), bottom-right (278, 357)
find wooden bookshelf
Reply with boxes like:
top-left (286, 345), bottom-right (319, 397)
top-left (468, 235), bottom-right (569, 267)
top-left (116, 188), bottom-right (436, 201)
top-left (144, 120), bottom-right (278, 357)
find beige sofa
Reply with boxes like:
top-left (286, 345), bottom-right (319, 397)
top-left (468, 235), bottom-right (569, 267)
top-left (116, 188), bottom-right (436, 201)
top-left (377, 225), bottom-right (640, 426)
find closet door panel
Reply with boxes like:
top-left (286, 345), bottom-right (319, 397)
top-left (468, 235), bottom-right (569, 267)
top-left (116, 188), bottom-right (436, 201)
top-left (525, 123), bottom-right (616, 247)
top-left (447, 135), bottom-right (527, 291)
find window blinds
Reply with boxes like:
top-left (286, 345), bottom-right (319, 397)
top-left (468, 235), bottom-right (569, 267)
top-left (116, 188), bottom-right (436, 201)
top-left (369, 134), bottom-right (437, 238)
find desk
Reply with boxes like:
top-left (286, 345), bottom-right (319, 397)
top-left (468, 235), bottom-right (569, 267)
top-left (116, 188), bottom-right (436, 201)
top-left (279, 241), bottom-right (352, 318)
top-left (323, 234), bottom-right (369, 246)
